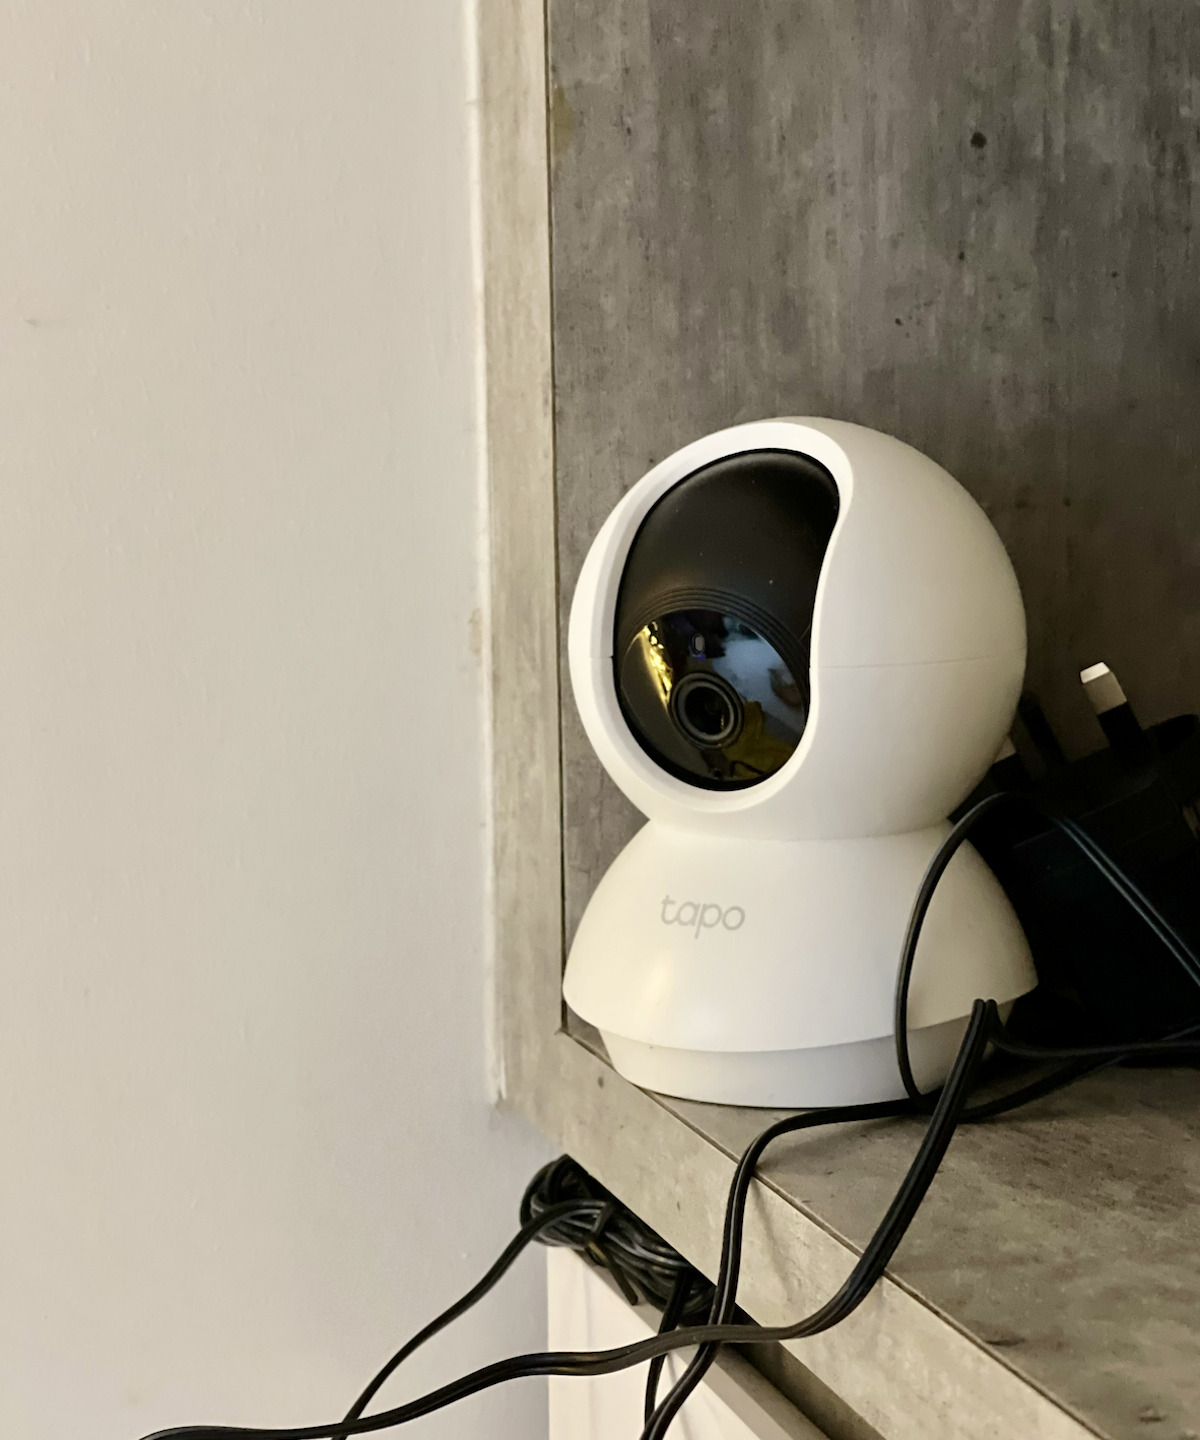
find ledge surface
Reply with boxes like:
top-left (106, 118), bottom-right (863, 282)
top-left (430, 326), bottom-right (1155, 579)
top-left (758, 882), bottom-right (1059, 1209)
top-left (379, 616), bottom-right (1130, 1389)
top-left (524, 1023), bottom-right (1200, 1440)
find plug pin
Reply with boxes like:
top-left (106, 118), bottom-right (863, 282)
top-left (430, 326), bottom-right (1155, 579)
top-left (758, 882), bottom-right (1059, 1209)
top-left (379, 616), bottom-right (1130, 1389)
top-left (1080, 662), bottom-right (1153, 767)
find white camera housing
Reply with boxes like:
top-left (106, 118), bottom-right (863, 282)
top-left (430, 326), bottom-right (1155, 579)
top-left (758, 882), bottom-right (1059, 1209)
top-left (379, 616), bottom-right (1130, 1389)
top-left (563, 418), bottom-right (1036, 1107)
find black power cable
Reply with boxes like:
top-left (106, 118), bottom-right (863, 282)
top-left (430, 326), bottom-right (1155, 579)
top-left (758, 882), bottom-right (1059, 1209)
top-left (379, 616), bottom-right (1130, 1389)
top-left (139, 1006), bottom-right (997, 1440)
top-left (642, 1269), bottom-right (694, 1424)
top-left (642, 800), bottom-right (1200, 1431)
top-left (638, 1098), bottom-right (908, 1440)
top-left (329, 1199), bottom-right (596, 1440)
top-left (331, 1157), bottom-right (713, 1440)
top-left (141, 802), bottom-right (1200, 1440)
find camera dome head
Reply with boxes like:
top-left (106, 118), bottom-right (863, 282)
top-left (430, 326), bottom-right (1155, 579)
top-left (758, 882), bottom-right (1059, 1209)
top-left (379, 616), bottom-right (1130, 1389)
top-left (569, 419), bottom-right (1026, 840)
top-left (614, 450), bottom-right (838, 789)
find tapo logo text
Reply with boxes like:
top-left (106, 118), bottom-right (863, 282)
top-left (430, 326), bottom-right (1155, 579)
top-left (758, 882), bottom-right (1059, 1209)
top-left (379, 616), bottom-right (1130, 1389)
top-left (660, 896), bottom-right (746, 938)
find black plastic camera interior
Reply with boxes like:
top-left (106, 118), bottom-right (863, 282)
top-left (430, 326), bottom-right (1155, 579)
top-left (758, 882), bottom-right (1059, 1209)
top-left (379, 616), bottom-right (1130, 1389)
top-left (614, 449), bottom-right (839, 790)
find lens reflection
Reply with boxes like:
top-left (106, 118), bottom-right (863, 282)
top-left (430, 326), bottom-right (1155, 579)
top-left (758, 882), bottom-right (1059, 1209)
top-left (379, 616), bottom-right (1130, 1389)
top-left (616, 609), bottom-right (808, 790)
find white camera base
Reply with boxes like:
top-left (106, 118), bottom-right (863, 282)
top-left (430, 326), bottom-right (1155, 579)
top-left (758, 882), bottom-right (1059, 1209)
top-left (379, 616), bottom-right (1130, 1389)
top-left (601, 1019), bottom-right (971, 1109)
top-left (563, 824), bottom-right (1034, 1108)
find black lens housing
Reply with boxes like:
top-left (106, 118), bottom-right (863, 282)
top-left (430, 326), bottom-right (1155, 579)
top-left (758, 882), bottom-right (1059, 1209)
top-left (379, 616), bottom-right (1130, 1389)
top-left (614, 450), bottom-right (839, 790)
top-left (671, 673), bottom-right (744, 747)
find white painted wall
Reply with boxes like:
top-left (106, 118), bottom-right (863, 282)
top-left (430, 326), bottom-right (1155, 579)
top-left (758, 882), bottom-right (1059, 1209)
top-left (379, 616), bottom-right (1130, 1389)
top-left (0, 4), bottom-right (550, 1438)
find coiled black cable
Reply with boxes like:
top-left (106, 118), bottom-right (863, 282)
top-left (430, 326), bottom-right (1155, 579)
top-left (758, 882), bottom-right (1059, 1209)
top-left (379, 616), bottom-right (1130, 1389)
top-left (519, 1155), bottom-right (713, 1322)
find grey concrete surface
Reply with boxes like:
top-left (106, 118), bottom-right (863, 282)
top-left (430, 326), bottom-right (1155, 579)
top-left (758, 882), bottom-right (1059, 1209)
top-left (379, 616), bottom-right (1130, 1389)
top-left (567, 1016), bottom-right (1200, 1438)
top-left (667, 1058), bottom-right (1200, 1439)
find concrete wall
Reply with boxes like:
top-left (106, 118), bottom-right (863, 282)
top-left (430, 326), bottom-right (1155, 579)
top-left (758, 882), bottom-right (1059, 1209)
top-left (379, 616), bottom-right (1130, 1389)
top-left (0, 4), bottom-right (549, 1437)
top-left (548, 0), bottom-right (1200, 941)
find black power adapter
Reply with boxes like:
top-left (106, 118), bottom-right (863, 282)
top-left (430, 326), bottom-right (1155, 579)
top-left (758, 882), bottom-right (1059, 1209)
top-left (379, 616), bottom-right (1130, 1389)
top-left (961, 672), bottom-right (1200, 1050)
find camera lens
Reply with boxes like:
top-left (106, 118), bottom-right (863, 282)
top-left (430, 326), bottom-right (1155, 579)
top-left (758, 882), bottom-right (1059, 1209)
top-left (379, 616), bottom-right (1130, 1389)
top-left (671, 674), bottom-right (742, 747)
top-left (615, 609), bottom-right (809, 790)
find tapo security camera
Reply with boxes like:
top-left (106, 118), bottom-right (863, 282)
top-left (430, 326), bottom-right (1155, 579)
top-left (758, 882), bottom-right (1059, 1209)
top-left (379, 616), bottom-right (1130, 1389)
top-left (564, 418), bottom-right (1036, 1107)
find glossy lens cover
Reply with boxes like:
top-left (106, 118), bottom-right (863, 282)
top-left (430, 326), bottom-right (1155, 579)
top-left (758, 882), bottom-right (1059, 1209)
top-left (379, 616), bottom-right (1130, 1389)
top-left (617, 608), bottom-right (807, 789)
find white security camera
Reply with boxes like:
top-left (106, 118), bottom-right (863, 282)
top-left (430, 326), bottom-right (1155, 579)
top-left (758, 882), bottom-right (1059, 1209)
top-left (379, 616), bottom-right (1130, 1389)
top-left (564, 418), bottom-right (1036, 1106)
